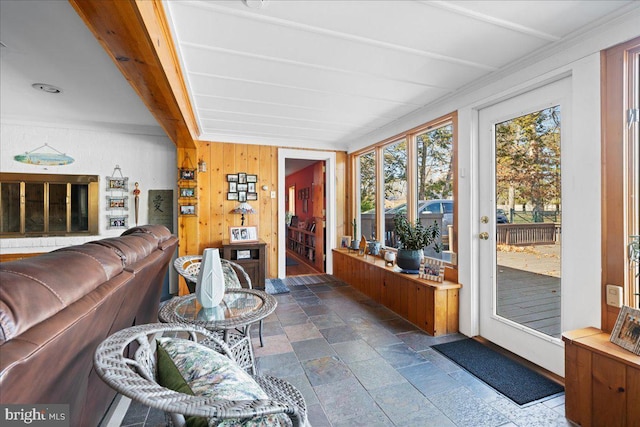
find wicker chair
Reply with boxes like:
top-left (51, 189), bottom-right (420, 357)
top-left (174, 255), bottom-right (267, 346)
top-left (94, 323), bottom-right (308, 427)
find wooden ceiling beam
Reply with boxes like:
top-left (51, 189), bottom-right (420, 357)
top-left (69, 0), bottom-right (198, 148)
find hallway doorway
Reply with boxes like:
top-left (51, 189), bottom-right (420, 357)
top-left (278, 149), bottom-right (336, 278)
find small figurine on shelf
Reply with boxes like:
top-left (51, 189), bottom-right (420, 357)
top-left (358, 236), bottom-right (367, 256)
top-left (384, 250), bottom-right (396, 267)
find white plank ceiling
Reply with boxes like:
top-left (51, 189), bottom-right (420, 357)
top-left (163, 0), bottom-right (637, 149)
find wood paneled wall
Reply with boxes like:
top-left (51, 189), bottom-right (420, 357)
top-left (176, 142), bottom-right (348, 294)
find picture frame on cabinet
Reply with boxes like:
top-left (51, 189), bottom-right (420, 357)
top-left (236, 250), bottom-right (251, 260)
top-left (107, 196), bottom-right (128, 210)
top-left (610, 305), bottom-right (640, 355)
top-left (230, 226), bottom-right (258, 243)
top-left (419, 257), bottom-right (445, 282)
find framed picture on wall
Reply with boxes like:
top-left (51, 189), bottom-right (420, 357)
top-left (227, 174), bottom-right (238, 182)
top-left (179, 205), bottom-right (196, 216)
top-left (106, 177), bottom-right (128, 191)
top-left (227, 192), bottom-right (239, 201)
top-left (247, 192), bottom-right (258, 201)
top-left (106, 196), bottom-right (128, 210)
top-left (179, 188), bottom-right (196, 198)
top-left (238, 173), bottom-right (247, 184)
top-left (107, 215), bottom-right (128, 229)
top-left (179, 169), bottom-right (195, 180)
top-left (247, 174), bottom-right (257, 183)
top-left (238, 191), bottom-right (247, 202)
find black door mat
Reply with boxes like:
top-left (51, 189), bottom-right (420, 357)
top-left (432, 338), bottom-right (564, 405)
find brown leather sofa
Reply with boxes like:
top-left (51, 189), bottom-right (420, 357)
top-left (0, 225), bottom-right (178, 426)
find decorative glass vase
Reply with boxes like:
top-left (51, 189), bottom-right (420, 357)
top-left (195, 248), bottom-right (225, 308)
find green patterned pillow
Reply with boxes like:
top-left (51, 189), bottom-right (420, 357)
top-left (157, 338), bottom-right (289, 427)
top-left (156, 343), bottom-right (208, 427)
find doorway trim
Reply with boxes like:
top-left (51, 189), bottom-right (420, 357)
top-left (278, 149), bottom-right (337, 278)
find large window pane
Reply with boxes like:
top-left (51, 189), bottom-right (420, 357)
top-left (495, 105), bottom-right (562, 338)
top-left (1, 183), bottom-right (21, 233)
top-left (359, 151), bottom-right (376, 240)
top-left (383, 140), bottom-right (407, 247)
top-left (416, 124), bottom-right (454, 257)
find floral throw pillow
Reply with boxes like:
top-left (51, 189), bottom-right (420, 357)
top-left (157, 338), bottom-right (290, 427)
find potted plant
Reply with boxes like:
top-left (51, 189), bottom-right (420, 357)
top-left (393, 214), bottom-right (441, 272)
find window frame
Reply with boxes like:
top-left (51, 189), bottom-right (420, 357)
top-left (601, 37), bottom-right (640, 326)
top-left (351, 112), bottom-right (458, 269)
top-left (0, 173), bottom-right (99, 237)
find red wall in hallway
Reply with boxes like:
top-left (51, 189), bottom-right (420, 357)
top-left (285, 163), bottom-right (317, 223)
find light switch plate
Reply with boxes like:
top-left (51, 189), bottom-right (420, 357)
top-left (606, 284), bottom-right (623, 308)
top-left (270, 191), bottom-right (276, 199)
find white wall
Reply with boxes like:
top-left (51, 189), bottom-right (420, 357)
top-left (345, 10), bottom-right (640, 337)
top-left (0, 119), bottom-right (178, 290)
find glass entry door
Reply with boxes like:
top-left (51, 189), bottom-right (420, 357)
top-left (478, 79), bottom-right (569, 376)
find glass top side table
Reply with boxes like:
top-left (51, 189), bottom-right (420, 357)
top-left (159, 289), bottom-right (277, 373)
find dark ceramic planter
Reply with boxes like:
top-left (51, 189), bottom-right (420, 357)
top-left (396, 249), bottom-right (422, 272)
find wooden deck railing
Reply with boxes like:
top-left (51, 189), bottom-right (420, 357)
top-left (497, 223), bottom-right (558, 246)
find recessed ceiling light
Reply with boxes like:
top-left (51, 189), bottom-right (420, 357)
top-left (243, 0), bottom-right (269, 9)
top-left (32, 83), bottom-right (62, 94)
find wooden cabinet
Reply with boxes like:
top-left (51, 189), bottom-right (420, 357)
top-left (221, 240), bottom-right (266, 289)
top-left (563, 327), bottom-right (640, 426)
top-left (333, 249), bottom-right (460, 336)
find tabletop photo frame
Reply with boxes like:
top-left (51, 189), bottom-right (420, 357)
top-left (610, 305), bottom-right (640, 355)
top-left (229, 226), bottom-right (258, 243)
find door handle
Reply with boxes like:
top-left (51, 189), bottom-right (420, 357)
top-left (479, 232), bottom-right (489, 240)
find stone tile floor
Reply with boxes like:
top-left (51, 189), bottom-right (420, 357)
top-left (121, 277), bottom-right (573, 427)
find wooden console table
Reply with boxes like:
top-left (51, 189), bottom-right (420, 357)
top-left (332, 249), bottom-right (461, 336)
top-left (562, 327), bottom-right (640, 426)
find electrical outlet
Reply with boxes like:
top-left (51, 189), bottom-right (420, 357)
top-left (606, 284), bottom-right (623, 308)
